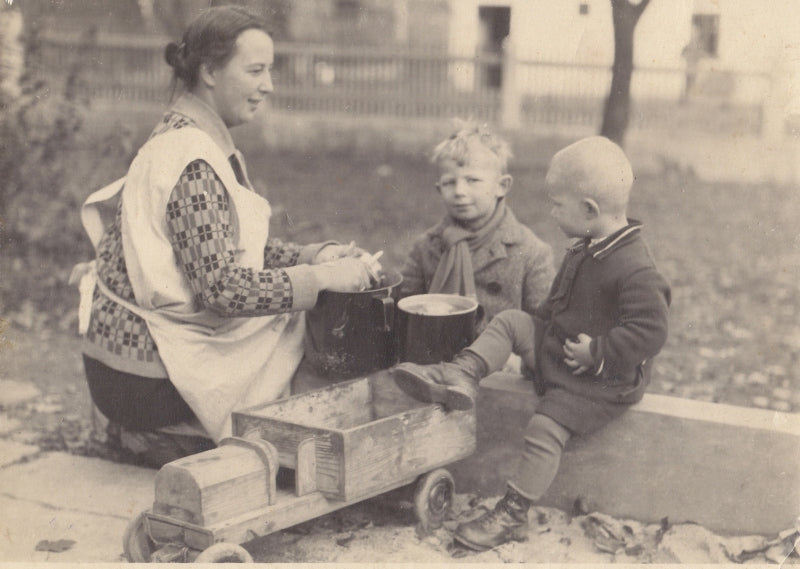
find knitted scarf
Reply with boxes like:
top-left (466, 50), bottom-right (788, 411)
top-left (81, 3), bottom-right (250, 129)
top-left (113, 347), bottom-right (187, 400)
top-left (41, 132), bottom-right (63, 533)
top-left (429, 201), bottom-right (507, 298)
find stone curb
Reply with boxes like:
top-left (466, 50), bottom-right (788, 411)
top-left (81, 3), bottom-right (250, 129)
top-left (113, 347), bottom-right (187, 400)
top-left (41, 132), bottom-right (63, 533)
top-left (450, 373), bottom-right (800, 536)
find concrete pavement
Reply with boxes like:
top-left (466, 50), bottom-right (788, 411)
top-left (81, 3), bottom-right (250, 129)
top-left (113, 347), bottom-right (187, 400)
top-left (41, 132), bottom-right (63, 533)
top-left (0, 450), bottom-right (155, 562)
top-left (0, 378), bottom-right (155, 562)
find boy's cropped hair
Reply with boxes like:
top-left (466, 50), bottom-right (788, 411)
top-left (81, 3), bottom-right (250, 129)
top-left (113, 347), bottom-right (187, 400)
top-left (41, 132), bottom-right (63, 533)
top-left (432, 118), bottom-right (513, 173)
top-left (547, 135), bottom-right (633, 213)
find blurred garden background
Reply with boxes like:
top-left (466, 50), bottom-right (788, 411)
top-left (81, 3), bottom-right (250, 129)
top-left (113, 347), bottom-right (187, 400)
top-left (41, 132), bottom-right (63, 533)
top-left (1, 0), bottom-right (799, 455)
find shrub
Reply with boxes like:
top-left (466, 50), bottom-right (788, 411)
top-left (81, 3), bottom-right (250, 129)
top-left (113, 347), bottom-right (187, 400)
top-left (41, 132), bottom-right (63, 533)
top-left (0, 22), bottom-right (133, 324)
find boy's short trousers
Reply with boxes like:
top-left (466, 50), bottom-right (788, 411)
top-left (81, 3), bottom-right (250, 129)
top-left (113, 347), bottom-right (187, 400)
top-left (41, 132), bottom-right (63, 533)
top-left (536, 386), bottom-right (633, 435)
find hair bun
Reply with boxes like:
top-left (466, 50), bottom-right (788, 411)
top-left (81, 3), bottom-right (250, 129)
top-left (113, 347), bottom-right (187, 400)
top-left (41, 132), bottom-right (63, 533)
top-left (164, 42), bottom-right (183, 69)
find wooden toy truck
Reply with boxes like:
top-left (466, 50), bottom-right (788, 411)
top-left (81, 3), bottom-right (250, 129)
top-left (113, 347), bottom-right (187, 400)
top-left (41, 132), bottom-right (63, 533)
top-left (123, 371), bottom-right (476, 562)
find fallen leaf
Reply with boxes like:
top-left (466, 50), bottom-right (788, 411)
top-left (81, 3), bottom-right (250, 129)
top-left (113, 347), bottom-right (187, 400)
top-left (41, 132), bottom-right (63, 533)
top-left (573, 496), bottom-right (590, 516)
top-left (335, 533), bottom-right (354, 547)
top-left (765, 543), bottom-right (792, 564)
top-left (447, 541), bottom-right (471, 558)
top-left (720, 534), bottom-right (770, 562)
top-left (35, 539), bottom-right (76, 553)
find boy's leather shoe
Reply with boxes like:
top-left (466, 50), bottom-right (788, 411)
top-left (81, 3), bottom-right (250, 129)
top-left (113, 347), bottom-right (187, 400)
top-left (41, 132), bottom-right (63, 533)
top-left (454, 489), bottom-right (531, 551)
top-left (392, 361), bottom-right (477, 410)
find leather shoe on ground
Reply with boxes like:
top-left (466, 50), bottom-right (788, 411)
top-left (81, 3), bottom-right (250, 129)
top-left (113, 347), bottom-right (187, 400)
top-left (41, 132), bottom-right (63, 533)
top-left (454, 490), bottom-right (530, 551)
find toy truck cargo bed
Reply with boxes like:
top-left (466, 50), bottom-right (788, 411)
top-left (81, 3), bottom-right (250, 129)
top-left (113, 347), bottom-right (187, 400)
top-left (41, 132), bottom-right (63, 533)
top-left (231, 372), bottom-right (476, 501)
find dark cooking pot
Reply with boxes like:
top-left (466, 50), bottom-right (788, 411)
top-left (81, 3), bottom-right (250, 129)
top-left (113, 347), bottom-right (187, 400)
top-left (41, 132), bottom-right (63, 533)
top-left (304, 269), bottom-right (403, 379)
top-left (396, 293), bottom-right (481, 364)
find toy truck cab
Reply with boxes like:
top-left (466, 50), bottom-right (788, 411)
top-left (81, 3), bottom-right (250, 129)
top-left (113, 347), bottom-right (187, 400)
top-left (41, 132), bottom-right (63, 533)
top-left (124, 371), bottom-right (476, 562)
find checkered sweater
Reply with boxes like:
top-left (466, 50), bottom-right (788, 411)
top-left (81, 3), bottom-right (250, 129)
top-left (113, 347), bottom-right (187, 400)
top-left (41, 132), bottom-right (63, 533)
top-left (83, 111), bottom-right (315, 378)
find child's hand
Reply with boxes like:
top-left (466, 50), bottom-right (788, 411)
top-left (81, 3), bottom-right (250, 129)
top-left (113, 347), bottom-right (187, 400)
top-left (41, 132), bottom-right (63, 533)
top-left (563, 333), bottom-right (594, 375)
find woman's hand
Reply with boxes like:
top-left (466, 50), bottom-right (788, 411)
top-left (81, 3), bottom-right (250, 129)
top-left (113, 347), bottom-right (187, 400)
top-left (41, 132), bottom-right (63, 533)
top-left (313, 257), bottom-right (373, 292)
top-left (314, 241), bottom-right (367, 264)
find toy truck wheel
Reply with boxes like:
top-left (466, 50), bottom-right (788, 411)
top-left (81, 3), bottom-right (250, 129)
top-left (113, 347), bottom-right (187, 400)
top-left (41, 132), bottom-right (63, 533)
top-left (194, 543), bottom-right (253, 563)
top-left (414, 468), bottom-right (455, 531)
top-left (122, 511), bottom-right (156, 562)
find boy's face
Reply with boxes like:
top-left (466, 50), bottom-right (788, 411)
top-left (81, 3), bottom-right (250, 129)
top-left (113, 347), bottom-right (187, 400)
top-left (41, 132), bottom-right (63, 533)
top-left (546, 175), bottom-right (593, 239)
top-left (436, 145), bottom-right (510, 229)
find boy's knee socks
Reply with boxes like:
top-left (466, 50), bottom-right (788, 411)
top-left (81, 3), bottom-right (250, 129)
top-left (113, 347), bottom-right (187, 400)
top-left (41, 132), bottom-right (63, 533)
top-left (508, 413), bottom-right (571, 501)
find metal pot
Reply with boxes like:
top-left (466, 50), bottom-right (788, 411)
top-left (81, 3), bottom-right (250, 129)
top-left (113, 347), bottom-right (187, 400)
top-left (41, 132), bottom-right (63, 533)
top-left (395, 293), bottom-right (481, 365)
top-left (304, 269), bottom-right (403, 379)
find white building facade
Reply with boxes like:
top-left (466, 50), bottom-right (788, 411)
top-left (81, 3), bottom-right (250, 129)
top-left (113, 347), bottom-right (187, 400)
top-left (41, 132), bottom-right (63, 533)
top-left (444, 0), bottom-right (798, 108)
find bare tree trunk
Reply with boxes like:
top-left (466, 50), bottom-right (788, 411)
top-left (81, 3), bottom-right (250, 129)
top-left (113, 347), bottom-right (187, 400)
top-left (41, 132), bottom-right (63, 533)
top-left (600, 0), bottom-right (650, 147)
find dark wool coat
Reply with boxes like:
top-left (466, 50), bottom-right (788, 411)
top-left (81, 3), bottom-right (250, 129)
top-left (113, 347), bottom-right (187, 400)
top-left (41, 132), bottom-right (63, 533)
top-left (533, 221), bottom-right (671, 434)
top-left (400, 207), bottom-right (555, 333)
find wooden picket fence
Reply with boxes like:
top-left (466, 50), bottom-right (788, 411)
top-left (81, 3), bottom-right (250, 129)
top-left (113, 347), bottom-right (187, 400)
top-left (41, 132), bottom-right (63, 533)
top-left (31, 31), bottom-right (769, 135)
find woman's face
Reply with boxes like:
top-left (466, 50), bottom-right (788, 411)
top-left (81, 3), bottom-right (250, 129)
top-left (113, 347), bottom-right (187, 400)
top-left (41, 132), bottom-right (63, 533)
top-left (208, 28), bottom-right (274, 128)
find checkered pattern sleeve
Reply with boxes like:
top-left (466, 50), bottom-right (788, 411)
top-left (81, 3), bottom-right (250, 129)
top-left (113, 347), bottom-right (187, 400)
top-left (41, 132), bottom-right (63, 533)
top-left (166, 160), bottom-right (296, 316)
top-left (264, 237), bottom-right (303, 267)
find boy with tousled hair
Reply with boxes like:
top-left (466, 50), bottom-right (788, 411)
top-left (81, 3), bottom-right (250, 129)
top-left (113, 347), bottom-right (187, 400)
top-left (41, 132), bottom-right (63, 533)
top-left (400, 119), bottom-right (554, 335)
top-left (393, 136), bottom-right (671, 550)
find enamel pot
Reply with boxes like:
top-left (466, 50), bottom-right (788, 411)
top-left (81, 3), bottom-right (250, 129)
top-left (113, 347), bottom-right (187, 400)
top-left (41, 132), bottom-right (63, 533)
top-left (304, 269), bottom-right (403, 379)
top-left (395, 293), bottom-right (481, 365)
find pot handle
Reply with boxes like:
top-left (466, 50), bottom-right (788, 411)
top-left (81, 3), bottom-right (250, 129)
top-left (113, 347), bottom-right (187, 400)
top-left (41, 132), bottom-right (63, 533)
top-left (374, 296), bottom-right (395, 333)
top-left (475, 303), bottom-right (485, 325)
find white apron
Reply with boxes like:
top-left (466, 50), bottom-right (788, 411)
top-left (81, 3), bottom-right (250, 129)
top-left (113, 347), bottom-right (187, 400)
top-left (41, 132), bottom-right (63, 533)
top-left (74, 128), bottom-right (304, 442)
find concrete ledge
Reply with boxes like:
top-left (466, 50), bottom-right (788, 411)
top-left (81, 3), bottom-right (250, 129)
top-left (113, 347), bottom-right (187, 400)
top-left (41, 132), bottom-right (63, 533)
top-left (450, 373), bottom-right (800, 536)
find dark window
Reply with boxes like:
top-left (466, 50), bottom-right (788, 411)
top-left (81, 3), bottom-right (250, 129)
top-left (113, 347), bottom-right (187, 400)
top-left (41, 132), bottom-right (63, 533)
top-left (579, 3), bottom-right (589, 15)
top-left (336, 0), bottom-right (361, 19)
top-left (478, 5), bottom-right (511, 89)
top-left (691, 13), bottom-right (719, 57)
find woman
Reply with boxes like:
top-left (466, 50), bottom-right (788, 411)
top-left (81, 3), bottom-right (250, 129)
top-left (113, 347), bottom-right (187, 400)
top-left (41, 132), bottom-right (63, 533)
top-left (73, 6), bottom-right (373, 467)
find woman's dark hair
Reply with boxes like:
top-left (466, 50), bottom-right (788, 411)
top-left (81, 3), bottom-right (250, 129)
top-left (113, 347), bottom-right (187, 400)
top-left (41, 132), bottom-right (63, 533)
top-left (164, 5), bottom-right (267, 92)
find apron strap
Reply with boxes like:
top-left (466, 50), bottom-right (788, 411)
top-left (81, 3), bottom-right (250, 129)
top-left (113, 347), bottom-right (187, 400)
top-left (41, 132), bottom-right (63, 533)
top-left (81, 177), bottom-right (127, 251)
top-left (70, 177), bottom-right (127, 334)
